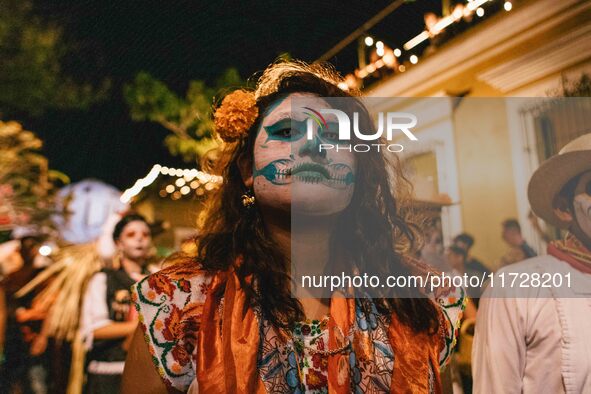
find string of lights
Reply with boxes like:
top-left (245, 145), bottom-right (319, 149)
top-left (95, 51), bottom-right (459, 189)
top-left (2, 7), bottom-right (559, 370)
top-left (340, 0), bottom-right (514, 90)
top-left (120, 164), bottom-right (223, 203)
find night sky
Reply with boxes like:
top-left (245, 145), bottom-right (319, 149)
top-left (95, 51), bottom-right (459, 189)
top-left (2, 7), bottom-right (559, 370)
top-left (26, 0), bottom-right (442, 190)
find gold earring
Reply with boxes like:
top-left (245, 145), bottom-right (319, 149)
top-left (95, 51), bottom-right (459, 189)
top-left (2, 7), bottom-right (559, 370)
top-left (241, 190), bottom-right (255, 208)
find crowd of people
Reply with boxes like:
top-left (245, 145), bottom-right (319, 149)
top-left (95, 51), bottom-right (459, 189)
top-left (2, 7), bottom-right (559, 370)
top-left (0, 60), bottom-right (589, 394)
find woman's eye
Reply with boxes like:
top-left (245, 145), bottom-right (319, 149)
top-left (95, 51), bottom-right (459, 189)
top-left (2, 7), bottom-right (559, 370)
top-left (275, 128), bottom-right (293, 138)
top-left (272, 128), bottom-right (303, 140)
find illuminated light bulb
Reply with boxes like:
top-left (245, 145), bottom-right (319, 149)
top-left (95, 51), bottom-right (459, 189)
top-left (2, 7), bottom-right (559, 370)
top-left (205, 182), bottom-right (215, 191)
top-left (175, 178), bottom-right (186, 187)
top-left (410, 55), bottom-right (418, 64)
top-left (364, 36), bottom-right (374, 46)
top-left (366, 64), bottom-right (376, 74)
top-left (196, 188), bottom-right (205, 196)
top-left (375, 41), bottom-right (384, 49)
top-left (39, 245), bottom-right (52, 256)
top-left (165, 184), bottom-right (175, 193)
top-left (190, 180), bottom-right (200, 189)
top-left (376, 46), bottom-right (385, 57)
top-left (159, 189), bottom-right (167, 197)
top-left (338, 82), bottom-right (349, 91)
top-left (504, 1), bottom-right (512, 11)
top-left (398, 65), bottom-right (406, 72)
top-left (180, 186), bottom-right (190, 195)
top-left (476, 7), bottom-right (484, 17)
top-left (174, 169), bottom-right (183, 177)
top-left (394, 48), bottom-right (402, 57)
top-left (375, 59), bottom-right (385, 68)
top-left (172, 191), bottom-right (181, 200)
top-left (160, 167), bottom-right (169, 175)
top-left (383, 52), bottom-right (395, 67)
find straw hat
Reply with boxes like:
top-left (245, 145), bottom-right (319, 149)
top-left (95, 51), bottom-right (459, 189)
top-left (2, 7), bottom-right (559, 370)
top-left (528, 133), bottom-right (591, 228)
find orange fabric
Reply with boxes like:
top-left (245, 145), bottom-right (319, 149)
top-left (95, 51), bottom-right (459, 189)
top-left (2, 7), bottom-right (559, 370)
top-left (387, 312), bottom-right (442, 394)
top-left (197, 270), bottom-right (264, 394)
top-left (197, 269), bottom-right (442, 393)
top-left (548, 235), bottom-right (591, 274)
top-left (326, 294), bottom-right (355, 393)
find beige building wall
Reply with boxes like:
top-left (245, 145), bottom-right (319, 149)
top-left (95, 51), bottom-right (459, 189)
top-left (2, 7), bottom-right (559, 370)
top-left (452, 99), bottom-right (517, 269)
top-left (366, 0), bottom-right (591, 268)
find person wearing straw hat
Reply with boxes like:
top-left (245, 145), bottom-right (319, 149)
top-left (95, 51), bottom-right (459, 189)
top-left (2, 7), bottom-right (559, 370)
top-left (472, 133), bottom-right (591, 394)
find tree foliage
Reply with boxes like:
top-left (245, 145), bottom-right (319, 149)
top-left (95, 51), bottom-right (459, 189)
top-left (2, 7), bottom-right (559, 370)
top-left (123, 69), bottom-right (243, 163)
top-left (0, 0), bottom-right (108, 118)
top-left (0, 121), bottom-right (65, 232)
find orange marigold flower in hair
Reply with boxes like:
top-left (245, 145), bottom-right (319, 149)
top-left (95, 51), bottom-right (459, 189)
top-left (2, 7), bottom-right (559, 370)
top-left (214, 89), bottom-right (258, 142)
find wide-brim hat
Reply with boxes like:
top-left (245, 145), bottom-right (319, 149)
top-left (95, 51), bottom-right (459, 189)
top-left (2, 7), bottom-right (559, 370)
top-left (528, 133), bottom-right (591, 228)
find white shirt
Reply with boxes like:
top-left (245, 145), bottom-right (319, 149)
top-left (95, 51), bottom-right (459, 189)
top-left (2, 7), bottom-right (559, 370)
top-left (80, 272), bottom-right (111, 350)
top-left (472, 256), bottom-right (591, 394)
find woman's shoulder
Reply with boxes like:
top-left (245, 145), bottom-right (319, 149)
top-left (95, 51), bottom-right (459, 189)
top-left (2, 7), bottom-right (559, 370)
top-left (132, 253), bottom-right (213, 391)
top-left (134, 253), bottom-right (212, 304)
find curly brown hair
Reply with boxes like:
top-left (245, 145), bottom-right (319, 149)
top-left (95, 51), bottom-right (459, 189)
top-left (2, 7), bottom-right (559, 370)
top-left (195, 61), bottom-right (439, 334)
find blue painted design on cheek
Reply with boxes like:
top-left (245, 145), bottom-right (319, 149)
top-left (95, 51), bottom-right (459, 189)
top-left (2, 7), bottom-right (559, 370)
top-left (253, 163), bottom-right (277, 182)
top-left (345, 172), bottom-right (355, 185)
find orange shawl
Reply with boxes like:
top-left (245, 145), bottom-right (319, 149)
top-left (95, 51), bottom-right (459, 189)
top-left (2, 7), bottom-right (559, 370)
top-left (197, 270), bottom-right (443, 394)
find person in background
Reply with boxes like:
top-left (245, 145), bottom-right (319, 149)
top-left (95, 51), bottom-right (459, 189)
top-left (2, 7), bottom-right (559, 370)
top-left (498, 219), bottom-right (537, 267)
top-left (453, 233), bottom-right (490, 276)
top-left (421, 224), bottom-right (447, 271)
top-left (80, 214), bottom-right (152, 394)
top-left (446, 245), bottom-right (486, 308)
top-left (0, 235), bottom-right (45, 394)
top-left (473, 133), bottom-right (591, 393)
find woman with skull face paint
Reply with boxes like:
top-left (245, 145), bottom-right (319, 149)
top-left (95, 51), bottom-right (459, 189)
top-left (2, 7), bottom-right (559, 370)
top-left (473, 133), bottom-right (591, 393)
top-left (122, 61), bottom-right (465, 394)
top-left (80, 214), bottom-right (152, 394)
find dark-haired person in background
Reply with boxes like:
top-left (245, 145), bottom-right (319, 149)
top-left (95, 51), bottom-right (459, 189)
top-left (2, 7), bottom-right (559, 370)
top-left (446, 245), bottom-right (488, 309)
top-left (498, 219), bottom-right (537, 267)
top-left (453, 233), bottom-right (490, 277)
top-left (80, 214), bottom-right (152, 394)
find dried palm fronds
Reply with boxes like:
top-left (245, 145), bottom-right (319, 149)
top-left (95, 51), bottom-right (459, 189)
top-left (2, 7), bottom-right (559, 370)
top-left (16, 242), bottom-right (103, 341)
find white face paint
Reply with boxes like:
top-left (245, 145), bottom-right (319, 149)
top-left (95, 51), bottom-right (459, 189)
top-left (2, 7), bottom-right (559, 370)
top-left (573, 171), bottom-right (591, 241)
top-left (252, 92), bottom-right (356, 216)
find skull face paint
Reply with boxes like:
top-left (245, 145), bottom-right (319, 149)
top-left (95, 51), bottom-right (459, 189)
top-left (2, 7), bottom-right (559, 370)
top-left (573, 171), bottom-right (591, 241)
top-left (252, 93), bottom-right (356, 216)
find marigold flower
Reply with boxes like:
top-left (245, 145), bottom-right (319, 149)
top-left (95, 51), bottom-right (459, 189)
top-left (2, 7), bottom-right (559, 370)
top-left (214, 90), bottom-right (258, 142)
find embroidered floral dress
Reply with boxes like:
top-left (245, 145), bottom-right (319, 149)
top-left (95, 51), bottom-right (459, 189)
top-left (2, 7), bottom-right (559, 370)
top-left (133, 264), bottom-right (465, 393)
top-left (292, 317), bottom-right (330, 393)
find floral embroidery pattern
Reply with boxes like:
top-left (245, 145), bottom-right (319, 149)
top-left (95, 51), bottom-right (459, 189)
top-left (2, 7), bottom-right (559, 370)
top-left (293, 317), bottom-right (330, 394)
top-left (132, 263), bottom-right (211, 392)
top-left (135, 267), bottom-right (465, 393)
top-left (437, 286), bottom-right (466, 368)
